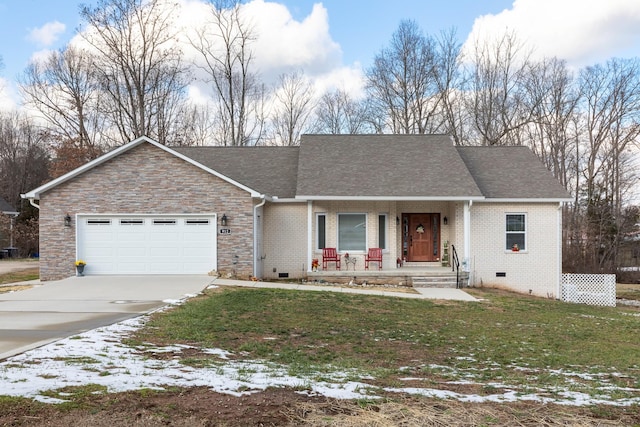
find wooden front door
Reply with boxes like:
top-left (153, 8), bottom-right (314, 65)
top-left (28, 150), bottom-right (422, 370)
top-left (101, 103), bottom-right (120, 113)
top-left (402, 213), bottom-right (440, 262)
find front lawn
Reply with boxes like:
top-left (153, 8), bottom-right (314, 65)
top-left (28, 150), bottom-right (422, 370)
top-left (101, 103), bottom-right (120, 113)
top-left (133, 286), bottom-right (640, 402)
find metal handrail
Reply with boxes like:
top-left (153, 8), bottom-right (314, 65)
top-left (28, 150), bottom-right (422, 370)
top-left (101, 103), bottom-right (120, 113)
top-left (451, 244), bottom-right (461, 288)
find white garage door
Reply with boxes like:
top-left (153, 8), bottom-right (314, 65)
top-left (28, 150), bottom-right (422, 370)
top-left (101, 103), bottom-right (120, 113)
top-left (77, 215), bottom-right (217, 275)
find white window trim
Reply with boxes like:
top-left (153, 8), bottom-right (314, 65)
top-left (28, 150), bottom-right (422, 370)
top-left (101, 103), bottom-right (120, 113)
top-left (337, 212), bottom-right (367, 253)
top-left (505, 213), bottom-right (527, 252)
top-left (315, 212), bottom-right (327, 252)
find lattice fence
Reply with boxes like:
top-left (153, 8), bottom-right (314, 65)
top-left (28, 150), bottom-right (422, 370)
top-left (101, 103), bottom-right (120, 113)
top-left (561, 274), bottom-right (616, 307)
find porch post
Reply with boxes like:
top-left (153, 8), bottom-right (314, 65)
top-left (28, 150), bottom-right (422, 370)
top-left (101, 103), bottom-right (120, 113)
top-left (464, 200), bottom-right (471, 270)
top-left (307, 200), bottom-right (313, 273)
top-left (557, 202), bottom-right (563, 299)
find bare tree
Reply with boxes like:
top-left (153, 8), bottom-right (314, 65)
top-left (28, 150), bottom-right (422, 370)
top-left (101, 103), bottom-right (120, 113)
top-left (79, 0), bottom-right (190, 145)
top-left (190, 0), bottom-right (264, 145)
top-left (366, 20), bottom-right (445, 134)
top-left (0, 112), bottom-right (49, 209)
top-left (434, 28), bottom-right (468, 144)
top-left (20, 47), bottom-right (101, 148)
top-left (576, 58), bottom-right (640, 271)
top-left (267, 71), bottom-right (315, 146)
top-left (172, 104), bottom-right (217, 146)
top-left (466, 32), bottom-right (538, 146)
top-left (312, 89), bottom-right (373, 134)
top-left (523, 57), bottom-right (580, 188)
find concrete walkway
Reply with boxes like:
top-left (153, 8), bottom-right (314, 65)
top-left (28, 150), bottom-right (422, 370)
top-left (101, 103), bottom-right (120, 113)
top-left (212, 278), bottom-right (479, 301)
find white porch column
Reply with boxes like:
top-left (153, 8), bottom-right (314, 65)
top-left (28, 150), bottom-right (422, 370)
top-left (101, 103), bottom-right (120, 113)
top-left (557, 202), bottom-right (563, 299)
top-left (464, 200), bottom-right (471, 270)
top-left (307, 200), bottom-right (313, 273)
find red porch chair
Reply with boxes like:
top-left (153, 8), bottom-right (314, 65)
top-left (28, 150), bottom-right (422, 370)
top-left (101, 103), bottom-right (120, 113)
top-left (322, 248), bottom-right (341, 270)
top-left (365, 248), bottom-right (383, 270)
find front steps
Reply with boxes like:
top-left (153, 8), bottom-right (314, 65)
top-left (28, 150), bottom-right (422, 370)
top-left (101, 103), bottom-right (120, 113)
top-left (411, 271), bottom-right (468, 288)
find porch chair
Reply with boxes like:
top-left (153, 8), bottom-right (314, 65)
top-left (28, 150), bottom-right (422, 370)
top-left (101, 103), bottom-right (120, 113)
top-left (365, 247), bottom-right (383, 270)
top-left (322, 247), bottom-right (341, 270)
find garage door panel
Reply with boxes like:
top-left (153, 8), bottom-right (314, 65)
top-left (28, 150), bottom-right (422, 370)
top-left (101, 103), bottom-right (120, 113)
top-left (84, 247), bottom-right (116, 257)
top-left (77, 215), bottom-right (217, 275)
top-left (183, 247), bottom-right (210, 256)
top-left (117, 247), bottom-right (148, 256)
top-left (118, 232), bottom-right (147, 242)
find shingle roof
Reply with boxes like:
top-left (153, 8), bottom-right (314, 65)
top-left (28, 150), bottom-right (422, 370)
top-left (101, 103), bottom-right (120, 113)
top-left (174, 146), bottom-right (299, 198)
top-left (457, 146), bottom-right (571, 199)
top-left (0, 196), bottom-right (16, 214)
top-left (175, 136), bottom-right (571, 201)
top-left (295, 135), bottom-right (483, 199)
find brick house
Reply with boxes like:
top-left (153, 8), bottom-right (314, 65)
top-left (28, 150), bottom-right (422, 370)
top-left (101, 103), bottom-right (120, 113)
top-left (23, 135), bottom-right (571, 297)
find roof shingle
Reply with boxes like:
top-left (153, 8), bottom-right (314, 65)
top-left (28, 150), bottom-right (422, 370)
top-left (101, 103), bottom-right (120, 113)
top-left (173, 135), bottom-right (571, 201)
top-left (295, 135), bottom-right (483, 199)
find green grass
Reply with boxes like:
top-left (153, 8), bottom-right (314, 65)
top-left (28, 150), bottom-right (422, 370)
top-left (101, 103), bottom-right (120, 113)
top-left (133, 287), bottom-right (640, 395)
top-left (0, 267), bottom-right (39, 286)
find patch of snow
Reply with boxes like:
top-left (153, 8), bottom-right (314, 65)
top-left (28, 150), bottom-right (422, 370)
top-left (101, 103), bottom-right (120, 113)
top-left (1, 307), bottom-right (639, 406)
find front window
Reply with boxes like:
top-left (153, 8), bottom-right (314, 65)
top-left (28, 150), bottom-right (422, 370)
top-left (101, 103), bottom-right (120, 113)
top-left (506, 214), bottom-right (526, 251)
top-left (338, 213), bottom-right (366, 252)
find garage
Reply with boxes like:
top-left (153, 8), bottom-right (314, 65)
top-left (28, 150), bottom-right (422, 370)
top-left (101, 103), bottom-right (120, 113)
top-left (77, 214), bottom-right (217, 275)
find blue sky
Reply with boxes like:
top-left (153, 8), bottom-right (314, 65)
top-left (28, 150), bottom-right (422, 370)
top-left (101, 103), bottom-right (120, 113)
top-left (2, 0), bottom-right (640, 108)
top-left (0, 0), bottom-right (511, 79)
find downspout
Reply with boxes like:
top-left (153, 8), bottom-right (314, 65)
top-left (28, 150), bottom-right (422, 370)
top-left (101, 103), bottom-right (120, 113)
top-left (464, 200), bottom-right (472, 271)
top-left (307, 200), bottom-right (313, 273)
top-left (253, 195), bottom-right (266, 278)
top-left (28, 198), bottom-right (40, 210)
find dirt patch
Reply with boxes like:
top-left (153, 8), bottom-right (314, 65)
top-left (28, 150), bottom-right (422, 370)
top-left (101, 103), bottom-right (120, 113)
top-left (1, 388), bottom-right (638, 426)
top-left (0, 284), bottom-right (35, 294)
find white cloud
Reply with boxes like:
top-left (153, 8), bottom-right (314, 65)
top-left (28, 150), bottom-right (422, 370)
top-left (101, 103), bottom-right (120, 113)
top-left (27, 21), bottom-right (66, 46)
top-left (464, 0), bottom-right (640, 68)
top-left (28, 49), bottom-right (54, 65)
top-left (36, 0), bottom-right (358, 109)
top-left (244, 1), bottom-right (342, 79)
top-left (0, 78), bottom-right (17, 111)
top-left (172, 0), bottom-right (358, 102)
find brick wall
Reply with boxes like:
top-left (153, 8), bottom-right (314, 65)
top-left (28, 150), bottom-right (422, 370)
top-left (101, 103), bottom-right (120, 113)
top-left (262, 202), bottom-right (308, 279)
top-left (469, 202), bottom-right (561, 297)
top-left (39, 142), bottom-right (255, 280)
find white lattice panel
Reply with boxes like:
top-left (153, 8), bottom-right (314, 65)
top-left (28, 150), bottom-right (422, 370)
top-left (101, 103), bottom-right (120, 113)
top-left (561, 274), bottom-right (616, 307)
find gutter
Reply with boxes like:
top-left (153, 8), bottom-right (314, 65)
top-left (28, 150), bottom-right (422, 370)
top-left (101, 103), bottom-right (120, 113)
top-left (253, 195), bottom-right (267, 278)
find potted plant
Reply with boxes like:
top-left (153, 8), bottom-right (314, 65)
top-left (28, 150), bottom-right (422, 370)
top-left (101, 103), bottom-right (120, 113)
top-left (441, 240), bottom-right (449, 267)
top-left (311, 258), bottom-right (319, 272)
top-left (75, 260), bottom-right (86, 276)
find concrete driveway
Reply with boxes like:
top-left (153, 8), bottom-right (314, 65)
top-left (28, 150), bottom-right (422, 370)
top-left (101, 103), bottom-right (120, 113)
top-left (0, 275), bottom-right (214, 360)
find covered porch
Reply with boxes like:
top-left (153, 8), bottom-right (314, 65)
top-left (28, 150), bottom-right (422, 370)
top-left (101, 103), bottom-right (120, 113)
top-left (304, 199), bottom-right (472, 287)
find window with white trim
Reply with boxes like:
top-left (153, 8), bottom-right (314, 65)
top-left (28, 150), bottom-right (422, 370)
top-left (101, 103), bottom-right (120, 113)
top-left (506, 213), bottom-right (526, 251)
top-left (338, 213), bottom-right (366, 252)
top-left (316, 213), bottom-right (326, 250)
top-left (378, 214), bottom-right (387, 250)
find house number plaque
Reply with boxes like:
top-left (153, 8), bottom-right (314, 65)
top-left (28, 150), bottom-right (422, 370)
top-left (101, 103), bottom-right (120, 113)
top-left (219, 228), bottom-right (231, 234)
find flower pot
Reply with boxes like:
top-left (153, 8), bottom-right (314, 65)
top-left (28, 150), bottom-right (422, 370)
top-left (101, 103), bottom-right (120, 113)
top-left (76, 265), bottom-right (85, 276)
